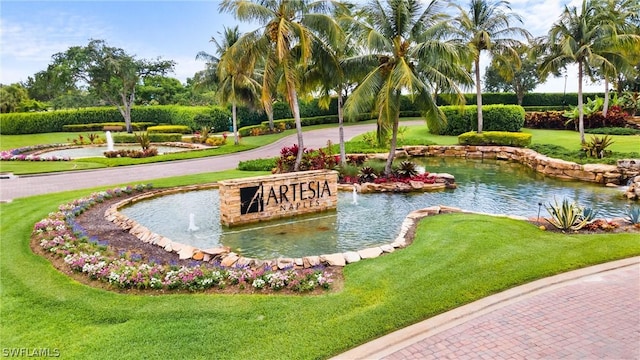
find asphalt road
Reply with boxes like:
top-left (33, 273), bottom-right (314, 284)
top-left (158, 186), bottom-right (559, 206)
top-left (0, 121), bottom-right (423, 202)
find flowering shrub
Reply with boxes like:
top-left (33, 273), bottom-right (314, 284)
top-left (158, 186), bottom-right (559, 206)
top-left (103, 148), bottom-right (158, 158)
top-left (1, 144), bottom-right (71, 161)
top-left (32, 184), bottom-right (333, 293)
top-left (275, 144), bottom-right (337, 173)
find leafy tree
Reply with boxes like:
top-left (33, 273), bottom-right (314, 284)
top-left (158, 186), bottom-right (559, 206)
top-left (539, 0), bottom-right (639, 143)
top-left (483, 43), bottom-right (543, 105)
top-left (452, 0), bottom-right (530, 133)
top-left (49, 39), bottom-right (175, 132)
top-left (220, 0), bottom-right (343, 171)
top-left (136, 76), bottom-right (186, 105)
top-left (344, 0), bottom-right (470, 175)
top-left (0, 83), bottom-right (30, 113)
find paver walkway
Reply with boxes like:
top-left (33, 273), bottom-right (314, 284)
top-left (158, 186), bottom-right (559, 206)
top-left (334, 257), bottom-right (640, 360)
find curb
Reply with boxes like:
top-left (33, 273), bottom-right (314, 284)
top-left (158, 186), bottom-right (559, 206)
top-left (331, 256), bottom-right (640, 360)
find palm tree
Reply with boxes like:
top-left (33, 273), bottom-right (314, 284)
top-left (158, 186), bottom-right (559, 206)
top-left (593, 0), bottom-right (640, 117)
top-left (453, 0), bottom-right (530, 133)
top-left (344, 0), bottom-right (471, 176)
top-left (220, 0), bottom-right (342, 171)
top-left (304, 4), bottom-right (357, 166)
top-left (195, 26), bottom-right (242, 91)
top-left (539, 0), bottom-right (639, 143)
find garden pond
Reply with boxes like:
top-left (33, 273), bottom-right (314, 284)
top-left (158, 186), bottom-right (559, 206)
top-left (120, 157), bottom-right (632, 259)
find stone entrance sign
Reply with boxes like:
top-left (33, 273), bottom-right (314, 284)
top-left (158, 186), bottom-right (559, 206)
top-left (219, 170), bottom-right (338, 226)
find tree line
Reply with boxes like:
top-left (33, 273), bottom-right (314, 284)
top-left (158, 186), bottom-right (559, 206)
top-left (1, 0), bottom-right (639, 172)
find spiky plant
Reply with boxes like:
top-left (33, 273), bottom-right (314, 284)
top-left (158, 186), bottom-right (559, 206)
top-left (545, 198), bottom-right (590, 231)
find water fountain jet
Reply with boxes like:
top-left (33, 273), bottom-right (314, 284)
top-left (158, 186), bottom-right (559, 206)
top-left (105, 131), bottom-right (115, 152)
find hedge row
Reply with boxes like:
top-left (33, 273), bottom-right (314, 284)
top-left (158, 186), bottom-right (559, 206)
top-left (436, 93), bottom-right (604, 107)
top-left (0, 105), bottom-right (221, 135)
top-left (458, 131), bottom-right (532, 147)
top-left (62, 122), bottom-right (156, 132)
top-left (434, 105), bottom-right (526, 136)
top-left (524, 108), bottom-right (628, 130)
top-left (146, 125), bottom-right (191, 134)
top-left (238, 113), bottom-right (379, 137)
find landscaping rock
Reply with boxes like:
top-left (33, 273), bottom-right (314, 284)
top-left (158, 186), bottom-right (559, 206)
top-left (320, 253), bottom-right (346, 267)
top-left (358, 247), bottom-right (383, 259)
top-left (343, 251), bottom-right (361, 263)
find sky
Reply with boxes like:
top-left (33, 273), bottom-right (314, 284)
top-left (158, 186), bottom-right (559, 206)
top-left (0, 0), bottom-right (602, 94)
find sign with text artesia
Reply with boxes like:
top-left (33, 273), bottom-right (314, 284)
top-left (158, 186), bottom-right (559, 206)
top-left (219, 170), bottom-right (338, 226)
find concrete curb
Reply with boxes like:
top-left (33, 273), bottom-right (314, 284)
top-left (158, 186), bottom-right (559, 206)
top-left (331, 256), bottom-right (640, 360)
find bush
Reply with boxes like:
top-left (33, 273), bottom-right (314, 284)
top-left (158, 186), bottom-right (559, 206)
top-left (525, 107), bottom-right (629, 130)
top-left (585, 127), bottom-right (640, 135)
top-left (62, 122), bottom-right (155, 132)
top-left (193, 106), bottom-right (232, 132)
top-left (435, 105), bottom-right (525, 135)
top-left (237, 158), bottom-right (278, 171)
top-left (111, 133), bottom-right (182, 143)
top-left (146, 125), bottom-right (191, 134)
top-left (458, 131), bottom-right (532, 147)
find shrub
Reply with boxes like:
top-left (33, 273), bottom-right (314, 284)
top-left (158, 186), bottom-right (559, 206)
top-left (146, 125), bottom-right (191, 134)
top-left (205, 136), bottom-right (226, 146)
top-left (582, 135), bottom-right (614, 159)
top-left (104, 148), bottom-right (158, 158)
top-left (434, 105), bottom-right (525, 135)
top-left (393, 161), bottom-right (419, 178)
top-left (237, 158), bottom-right (277, 171)
top-left (62, 122), bottom-right (156, 132)
top-left (585, 127), bottom-right (640, 135)
top-left (193, 106), bottom-right (232, 132)
top-left (545, 198), bottom-right (592, 231)
top-left (525, 107), bottom-right (628, 130)
top-left (458, 131), bottom-right (532, 147)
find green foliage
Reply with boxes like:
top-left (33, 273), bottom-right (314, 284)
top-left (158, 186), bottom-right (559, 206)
top-left (0, 105), bottom-right (215, 135)
top-left (237, 157), bottom-right (277, 171)
top-left (545, 198), bottom-right (592, 231)
top-left (583, 135), bottom-right (614, 158)
top-left (584, 127), bottom-right (640, 135)
top-left (146, 125), bottom-right (192, 134)
top-left (393, 160), bottom-right (419, 178)
top-left (193, 106), bottom-right (232, 132)
top-left (357, 166), bottom-right (379, 183)
top-left (626, 206), bottom-right (640, 225)
top-left (563, 95), bottom-right (604, 120)
top-left (458, 131), bottom-right (532, 147)
top-left (62, 122), bottom-right (155, 132)
top-left (134, 132), bottom-right (151, 150)
top-left (435, 105), bottom-right (525, 135)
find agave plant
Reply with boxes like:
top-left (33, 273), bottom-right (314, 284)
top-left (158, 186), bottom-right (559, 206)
top-left (626, 206), bottom-right (640, 225)
top-left (581, 207), bottom-right (598, 223)
top-left (134, 132), bottom-right (151, 151)
top-left (394, 161), bottom-right (419, 178)
top-left (545, 198), bottom-right (591, 231)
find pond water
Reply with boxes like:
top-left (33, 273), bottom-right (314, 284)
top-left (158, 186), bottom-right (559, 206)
top-left (40, 145), bottom-right (190, 158)
top-left (119, 157), bottom-right (630, 259)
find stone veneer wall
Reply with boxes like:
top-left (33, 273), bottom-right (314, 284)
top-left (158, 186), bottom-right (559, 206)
top-left (397, 145), bottom-right (639, 185)
top-left (218, 169), bottom-right (338, 226)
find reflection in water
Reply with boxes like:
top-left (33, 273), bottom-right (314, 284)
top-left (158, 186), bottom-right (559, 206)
top-left (120, 158), bottom-right (629, 259)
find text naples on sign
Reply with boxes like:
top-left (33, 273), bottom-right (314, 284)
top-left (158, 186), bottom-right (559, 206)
top-left (219, 170), bottom-right (338, 226)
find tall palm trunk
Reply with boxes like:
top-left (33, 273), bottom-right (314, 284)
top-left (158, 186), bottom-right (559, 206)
top-left (603, 78), bottom-right (609, 118)
top-left (578, 62), bottom-right (585, 144)
top-left (475, 57), bottom-right (483, 133)
top-left (232, 101), bottom-right (239, 145)
top-left (338, 91), bottom-right (346, 166)
top-left (289, 86), bottom-right (305, 172)
top-left (384, 112), bottom-right (400, 176)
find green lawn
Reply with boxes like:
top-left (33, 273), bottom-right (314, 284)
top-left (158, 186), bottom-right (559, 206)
top-left (1, 171), bottom-right (639, 359)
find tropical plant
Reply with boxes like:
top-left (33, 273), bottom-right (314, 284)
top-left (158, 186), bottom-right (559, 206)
top-left (394, 161), bottom-right (419, 178)
top-left (357, 166), bottom-right (378, 183)
top-left (344, 0), bottom-right (471, 175)
top-left (134, 132), bottom-right (151, 151)
top-left (545, 198), bottom-right (592, 231)
top-left (220, 0), bottom-right (343, 170)
top-left (626, 206), bottom-right (640, 225)
top-left (539, 0), bottom-right (640, 143)
top-left (452, 0), bottom-right (531, 133)
top-left (582, 135), bottom-right (614, 158)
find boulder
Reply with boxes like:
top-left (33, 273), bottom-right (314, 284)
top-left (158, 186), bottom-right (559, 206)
top-left (320, 253), bottom-right (346, 267)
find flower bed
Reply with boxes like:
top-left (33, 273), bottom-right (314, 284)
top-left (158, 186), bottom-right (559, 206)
top-left (1, 144), bottom-right (71, 161)
top-left (32, 185), bottom-right (333, 293)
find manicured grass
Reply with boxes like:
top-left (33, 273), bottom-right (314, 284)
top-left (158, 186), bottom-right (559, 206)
top-left (524, 128), bottom-right (640, 153)
top-left (1, 172), bottom-right (638, 359)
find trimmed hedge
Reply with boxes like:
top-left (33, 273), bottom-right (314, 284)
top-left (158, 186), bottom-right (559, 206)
top-left (435, 105), bottom-right (525, 136)
top-left (458, 131), bottom-right (532, 147)
top-left (0, 105), bottom-right (212, 135)
top-left (111, 133), bottom-right (183, 143)
top-left (62, 122), bottom-right (155, 132)
top-left (147, 125), bottom-right (191, 134)
top-left (436, 93), bottom-right (604, 106)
